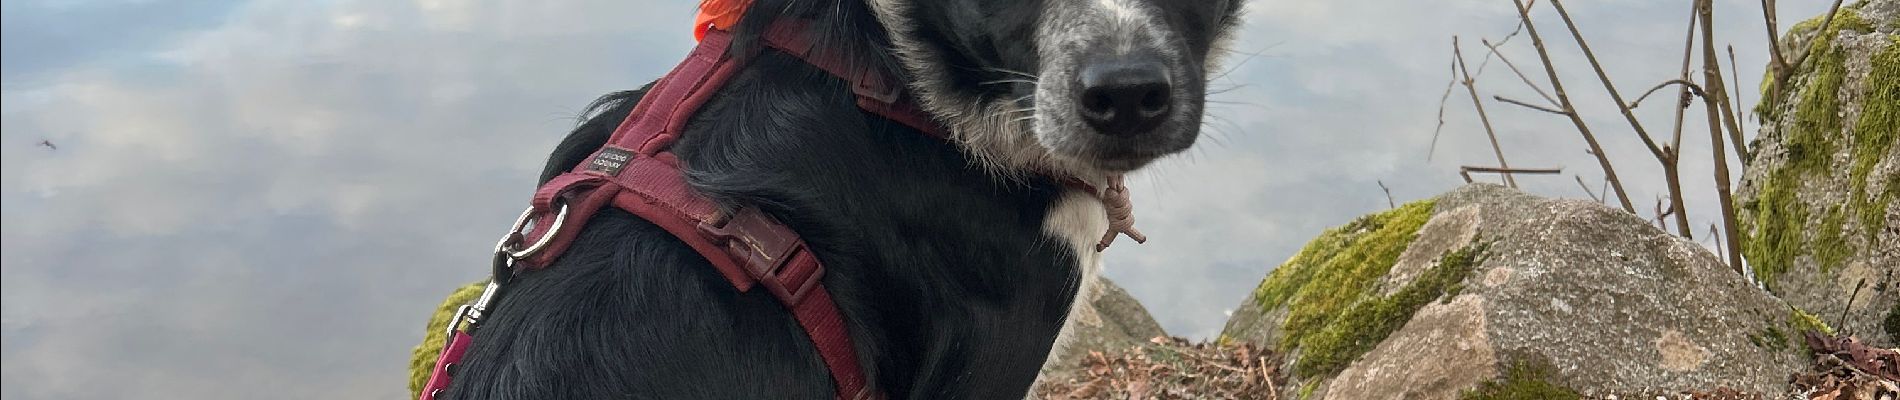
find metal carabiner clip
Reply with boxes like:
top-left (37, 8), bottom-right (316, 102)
top-left (443, 281), bottom-right (503, 337)
top-left (454, 201), bottom-right (572, 336)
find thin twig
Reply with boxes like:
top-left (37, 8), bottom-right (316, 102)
top-left (1481, 38), bottom-right (1560, 107)
top-left (1772, 0), bottom-right (1847, 97)
top-left (1462, 166), bottom-right (1563, 175)
top-left (1762, 0), bottom-right (1788, 72)
top-left (1454, 36), bottom-right (1520, 188)
top-left (1696, 0), bottom-right (1746, 274)
top-left (1429, 58), bottom-right (1461, 162)
top-left (1461, 166), bottom-right (1562, 185)
top-left (1839, 278), bottom-right (1867, 334)
top-left (1512, 0), bottom-right (1635, 212)
top-left (1727, 45), bottom-right (1749, 152)
top-left (1378, 181), bottom-right (1397, 209)
top-left (1472, 0), bottom-right (1540, 77)
top-left (1627, 79), bottom-right (1708, 110)
top-left (1662, 2), bottom-right (1701, 238)
top-left (1495, 95), bottom-right (1569, 115)
top-left (1708, 223), bottom-right (1725, 257)
top-left (1576, 175), bottom-right (1603, 203)
top-left (1548, 0), bottom-right (1668, 162)
top-left (1655, 196), bottom-right (1671, 230)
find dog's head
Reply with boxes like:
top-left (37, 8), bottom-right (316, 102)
top-left (870, 0), bottom-right (1245, 178)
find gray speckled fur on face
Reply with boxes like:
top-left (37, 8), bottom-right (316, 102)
top-left (1033, 0), bottom-right (1201, 174)
top-left (869, 0), bottom-right (1233, 182)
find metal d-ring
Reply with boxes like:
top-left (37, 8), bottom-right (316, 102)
top-left (496, 202), bottom-right (570, 261)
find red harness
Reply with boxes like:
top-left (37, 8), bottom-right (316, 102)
top-left (419, 21), bottom-right (941, 400)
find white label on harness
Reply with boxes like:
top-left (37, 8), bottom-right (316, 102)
top-left (587, 147), bottom-right (635, 176)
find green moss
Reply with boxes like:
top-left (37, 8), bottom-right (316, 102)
top-left (1814, 206), bottom-right (1851, 272)
top-left (1298, 380), bottom-right (1321, 400)
top-left (1851, 38), bottom-right (1899, 246)
top-left (1850, 39), bottom-right (1898, 192)
top-left (1790, 42), bottom-right (1848, 172)
top-left (1760, 8), bottom-right (1873, 116)
top-left (1744, 171), bottom-right (1810, 289)
top-left (1291, 243), bottom-right (1488, 377)
top-left (409, 281), bottom-right (488, 399)
top-left (1249, 200), bottom-right (1436, 355)
top-left (1748, 325), bottom-right (1792, 352)
top-left (1458, 362), bottom-right (1581, 400)
top-left (1790, 307), bottom-right (1836, 336)
top-left (1743, 12), bottom-right (1869, 288)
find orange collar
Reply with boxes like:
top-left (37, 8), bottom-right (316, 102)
top-left (695, 0), bottom-right (754, 41)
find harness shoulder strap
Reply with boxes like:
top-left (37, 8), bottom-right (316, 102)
top-left (425, 21), bottom-right (925, 400)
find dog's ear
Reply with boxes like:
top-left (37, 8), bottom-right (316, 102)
top-left (538, 84), bottom-right (654, 185)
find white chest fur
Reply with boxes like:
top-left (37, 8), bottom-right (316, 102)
top-left (1036, 188), bottom-right (1111, 375)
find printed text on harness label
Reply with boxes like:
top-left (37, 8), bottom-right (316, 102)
top-left (587, 147), bottom-right (635, 176)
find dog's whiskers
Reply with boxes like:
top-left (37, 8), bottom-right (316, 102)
top-left (985, 68), bottom-right (1040, 80)
top-left (979, 79), bottom-right (1040, 87)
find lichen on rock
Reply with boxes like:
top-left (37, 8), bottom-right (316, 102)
top-left (1225, 200), bottom-right (1435, 353)
top-left (1292, 242), bottom-right (1486, 378)
top-left (1737, 0), bottom-right (1898, 348)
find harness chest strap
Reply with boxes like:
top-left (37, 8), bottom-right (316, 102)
top-left (420, 25), bottom-right (885, 400)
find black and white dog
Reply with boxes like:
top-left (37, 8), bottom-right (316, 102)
top-left (448, 0), bottom-right (1244, 398)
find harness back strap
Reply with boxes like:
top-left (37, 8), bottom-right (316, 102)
top-left (494, 22), bottom-right (925, 400)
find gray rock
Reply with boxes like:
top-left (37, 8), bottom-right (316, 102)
top-left (1224, 184), bottom-right (1812, 398)
top-left (1737, 0), bottom-right (1898, 347)
top-left (1040, 277), bottom-right (1167, 378)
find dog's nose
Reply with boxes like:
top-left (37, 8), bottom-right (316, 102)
top-left (1078, 58), bottom-right (1173, 137)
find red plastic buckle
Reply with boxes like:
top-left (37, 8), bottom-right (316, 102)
top-left (698, 207), bottom-right (823, 304)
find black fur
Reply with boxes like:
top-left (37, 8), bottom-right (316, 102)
top-left (448, 1), bottom-right (1242, 399)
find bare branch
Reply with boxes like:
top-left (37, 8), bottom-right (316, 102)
top-left (1377, 181), bottom-right (1396, 209)
top-left (1454, 36), bottom-right (1520, 188)
top-left (1761, 0), bottom-right (1787, 71)
top-left (1481, 38), bottom-right (1560, 107)
top-left (1575, 175), bottom-right (1603, 203)
top-left (1772, 0), bottom-right (1847, 97)
top-left (1462, 166), bottom-right (1563, 174)
top-left (1654, 196), bottom-right (1670, 230)
top-left (1627, 79), bottom-right (1707, 110)
top-left (1510, 0), bottom-right (1636, 212)
top-left (1727, 45), bottom-right (1749, 147)
top-left (1471, 0), bottom-right (1540, 77)
top-left (1548, 0), bottom-right (1668, 162)
top-left (1656, 4), bottom-right (1702, 238)
top-left (1429, 57), bottom-right (1460, 162)
top-left (1761, 0), bottom-right (1789, 102)
top-left (1840, 278), bottom-right (1867, 331)
top-left (1459, 166), bottom-right (1562, 184)
top-left (1495, 95), bottom-right (1569, 115)
top-left (1696, 0), bottom-right (1746, 273)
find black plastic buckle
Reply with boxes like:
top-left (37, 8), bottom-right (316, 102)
top-left (699, 207), bottom-right (823, 304)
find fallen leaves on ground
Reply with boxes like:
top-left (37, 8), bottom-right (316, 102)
top-left (1035, 337), bottom-right (1287, 400)
top-left (1790, 333), bottom-right (1899, 400)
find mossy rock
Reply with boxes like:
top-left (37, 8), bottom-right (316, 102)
top-left (408, 281), bottom-right (487, 400)
top-left (1222, 185), bottom-right (1808, 398)
top-left (1219, 199), bottom-right (1437, 375)
top-left (1458, 362), bottom-right (1581, 400)
top-left (1737, 0), bottom-right (1898, 347)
